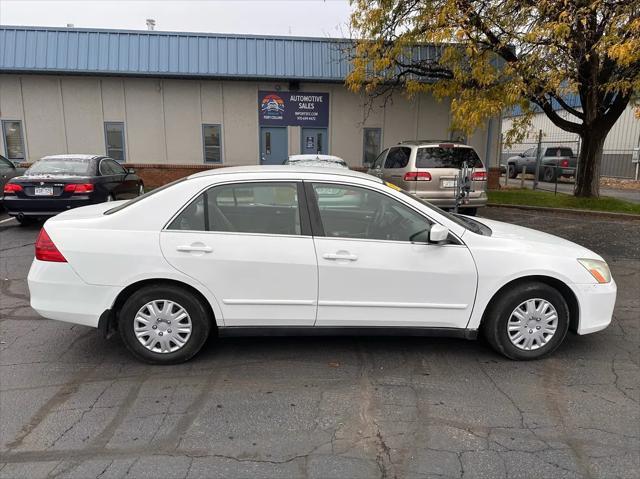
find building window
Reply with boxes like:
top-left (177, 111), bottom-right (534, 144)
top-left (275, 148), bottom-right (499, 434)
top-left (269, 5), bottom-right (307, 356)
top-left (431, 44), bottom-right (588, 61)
top-left (104, 122), bottom-right (126, 162)
top-left (203, 124), bottom-right (222, 163)
top-left (2, 120), bottom-right (26, 160)
top-left (363, 128), bottom-right (382, 166)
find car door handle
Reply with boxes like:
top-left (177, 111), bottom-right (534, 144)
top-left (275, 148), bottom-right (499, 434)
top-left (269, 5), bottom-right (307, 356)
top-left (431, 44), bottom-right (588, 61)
top-left (323, 252), bottom-right (358, 261)
top-left (176, 244), bottom-right (212, 253)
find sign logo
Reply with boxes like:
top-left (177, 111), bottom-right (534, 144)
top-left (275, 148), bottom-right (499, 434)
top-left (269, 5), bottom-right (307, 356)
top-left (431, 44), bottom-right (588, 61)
top-left (260, 94), bottom-right (285, 115)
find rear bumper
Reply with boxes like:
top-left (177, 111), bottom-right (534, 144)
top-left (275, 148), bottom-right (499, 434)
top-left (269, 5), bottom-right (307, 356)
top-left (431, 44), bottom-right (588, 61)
top-left (574, 279), bottom-right (617, 335)
top-left (416, 191), bottom-right (488, 209)
top-left (28, 259), bottom-right (119, 328)
top-left (3, 196), bottom-right (95, 217)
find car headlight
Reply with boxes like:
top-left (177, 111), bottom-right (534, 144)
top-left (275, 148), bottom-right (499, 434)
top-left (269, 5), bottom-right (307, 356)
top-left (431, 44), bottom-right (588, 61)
top-left (578, 258), bottom-right (611, 284)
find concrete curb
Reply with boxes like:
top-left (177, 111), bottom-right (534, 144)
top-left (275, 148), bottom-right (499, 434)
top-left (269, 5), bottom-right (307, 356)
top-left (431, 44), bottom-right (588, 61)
top-left (486, 203), bottom-right (640, 220)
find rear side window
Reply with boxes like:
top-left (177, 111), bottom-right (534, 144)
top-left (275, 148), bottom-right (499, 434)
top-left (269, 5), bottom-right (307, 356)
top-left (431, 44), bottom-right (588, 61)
top-left (384, 147), bottom-right (412, 169)
top-left (168, 182), bottom-right (302, 235)
top-left (415, 147), bottom-right (483, 169)
top-left (545, 147), bottom-right (573, 157)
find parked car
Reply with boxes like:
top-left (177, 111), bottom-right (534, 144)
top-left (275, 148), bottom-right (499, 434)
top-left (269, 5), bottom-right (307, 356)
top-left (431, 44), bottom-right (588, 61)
top-left (505, 146), bottom-right (577, 181)
top-left (367, 141), bottom-right (487, 215)
top-left (284, 154), bottom-right (348, 168)
top-left (3, 154), bottom-right (143, 224)
top-left (0, 154), bottom-right (27, 204)
top-left (28, 166), bottom-right (615, 364)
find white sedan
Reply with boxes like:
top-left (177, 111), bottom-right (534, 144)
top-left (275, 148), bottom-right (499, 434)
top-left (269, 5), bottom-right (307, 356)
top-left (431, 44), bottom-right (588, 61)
top-left (28, 166), bottom-right (616, 364)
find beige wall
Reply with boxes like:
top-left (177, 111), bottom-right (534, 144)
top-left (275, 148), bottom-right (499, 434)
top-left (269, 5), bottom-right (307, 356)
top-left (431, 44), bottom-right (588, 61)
top-left (0, 74), bottom-right (500, 167)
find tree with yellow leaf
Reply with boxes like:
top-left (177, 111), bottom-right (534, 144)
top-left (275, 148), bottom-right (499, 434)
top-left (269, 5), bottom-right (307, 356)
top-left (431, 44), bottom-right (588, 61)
top-left (347, 0), bottom-right (639, 197)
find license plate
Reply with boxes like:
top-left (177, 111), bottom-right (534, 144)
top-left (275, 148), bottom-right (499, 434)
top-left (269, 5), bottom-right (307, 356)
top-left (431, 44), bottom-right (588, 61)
top-left (34, 187), bottom-right (54, 196)
top-left (441, 179), bottom-right (457, 188)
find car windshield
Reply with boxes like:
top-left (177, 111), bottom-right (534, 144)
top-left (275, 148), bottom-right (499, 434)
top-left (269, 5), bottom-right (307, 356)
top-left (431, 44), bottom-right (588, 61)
top-left (104, 178), bottom-right (186, 215)
top-left (396, 189), bottom-right (491, 236)
top-left (416, 147), bottom-right (483, 169)
top-left (27, 158), bottom-right (93, 176)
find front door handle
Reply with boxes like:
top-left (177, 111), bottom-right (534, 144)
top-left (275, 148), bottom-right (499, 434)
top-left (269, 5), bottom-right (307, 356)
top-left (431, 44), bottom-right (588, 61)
top-left (323, 252), bottom-right (358, 261)
top-left (177, 244), bottom-right (212, 253)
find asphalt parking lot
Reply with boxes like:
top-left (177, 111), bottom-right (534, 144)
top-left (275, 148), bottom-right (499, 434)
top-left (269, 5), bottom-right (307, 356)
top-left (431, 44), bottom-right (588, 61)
top-left (0, 207), bottom-right (638, 479)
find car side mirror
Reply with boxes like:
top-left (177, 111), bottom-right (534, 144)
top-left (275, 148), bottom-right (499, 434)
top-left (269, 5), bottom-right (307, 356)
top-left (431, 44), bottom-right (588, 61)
top-left (429, 224), bottom-right (449, 243)
top-left (126, 168), bottom-right (136, 175)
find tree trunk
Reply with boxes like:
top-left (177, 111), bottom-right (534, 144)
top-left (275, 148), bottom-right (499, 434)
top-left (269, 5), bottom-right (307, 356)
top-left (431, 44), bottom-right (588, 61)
top-left (574, 131), bottom-right (606, 198)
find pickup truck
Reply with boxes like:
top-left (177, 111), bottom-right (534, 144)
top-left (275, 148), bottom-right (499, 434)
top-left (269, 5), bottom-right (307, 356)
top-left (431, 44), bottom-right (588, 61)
top-left (505, 146), bottom-right (577, 181)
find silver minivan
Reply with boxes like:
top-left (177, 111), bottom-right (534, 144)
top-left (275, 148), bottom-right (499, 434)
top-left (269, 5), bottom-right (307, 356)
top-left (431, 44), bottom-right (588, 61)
top-left (367, 141), bottom-right (488, 215)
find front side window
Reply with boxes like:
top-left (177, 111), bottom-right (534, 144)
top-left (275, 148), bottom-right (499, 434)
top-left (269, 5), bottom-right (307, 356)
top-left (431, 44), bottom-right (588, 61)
top-left (99, 159), bottom-right (126, 176)
top-left (168, 182), bottom-right (301, 235)
top-left (362, 128), bottom-right (382, 166)
top-left (2, 120), bottom-right (25, 160)
top-left (383, 147), bottom-right (412, 169)
top-left (104, 122), bottom-right (126, 161)
top-left (371, 149), bottom-right (388, 169)
top-left (203, 125), bottom-right (222, 163)
top-left (312, 183), bottom-right (430, 242)
top-left (415, 147), bottom-right (483, 169)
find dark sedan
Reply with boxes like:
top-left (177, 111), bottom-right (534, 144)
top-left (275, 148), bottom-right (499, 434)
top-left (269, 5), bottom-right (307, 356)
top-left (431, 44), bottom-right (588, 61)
top-left (2, 154), bottom-right (144, 224)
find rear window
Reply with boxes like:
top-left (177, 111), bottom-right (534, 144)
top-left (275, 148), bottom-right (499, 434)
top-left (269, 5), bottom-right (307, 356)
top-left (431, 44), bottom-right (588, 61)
top-left (545, 147), bottom-right (574, 157)
top-left (415, 147), bottom-right (483, 169)
top-left (27, 158), bottom-right (93, 176)
top-left (384, 147), bottom-right (412, 169)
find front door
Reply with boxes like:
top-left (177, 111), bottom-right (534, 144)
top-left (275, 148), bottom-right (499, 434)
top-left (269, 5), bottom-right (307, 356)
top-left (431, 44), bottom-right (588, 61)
top-left (301, 128), bottom-right (327, 155)
top-left (260, 127), bottom-right (288, 165)
top-left (307, 182), bottom-right (477, 329)
top-left (160, 181), bottom-right (318, 326)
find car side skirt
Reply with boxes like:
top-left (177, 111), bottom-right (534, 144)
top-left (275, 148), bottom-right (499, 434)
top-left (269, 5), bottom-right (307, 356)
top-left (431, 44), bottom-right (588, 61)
top-left (217, 326), bottom-right (478, 340)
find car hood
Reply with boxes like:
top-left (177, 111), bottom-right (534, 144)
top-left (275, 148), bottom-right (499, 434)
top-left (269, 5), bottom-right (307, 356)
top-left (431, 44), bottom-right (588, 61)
top-left (472, 216), bottom-right (601, 259)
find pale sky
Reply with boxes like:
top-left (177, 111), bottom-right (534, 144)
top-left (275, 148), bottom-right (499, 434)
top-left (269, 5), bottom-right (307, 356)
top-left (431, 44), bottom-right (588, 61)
top-left (0, 0), bottom-right (354, 38)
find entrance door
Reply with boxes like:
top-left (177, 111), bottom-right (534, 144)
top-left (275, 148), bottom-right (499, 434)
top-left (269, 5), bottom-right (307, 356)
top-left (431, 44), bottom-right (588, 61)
top-left (301, 128), bottom-right (327, 155)
top-left (260, 127), bottom-right (288, 165)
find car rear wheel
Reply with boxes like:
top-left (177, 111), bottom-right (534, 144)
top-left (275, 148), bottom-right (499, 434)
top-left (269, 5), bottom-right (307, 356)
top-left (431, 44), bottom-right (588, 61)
top-left (543, 167), bottom-right (556, 182)
top-left (138, 184), bottom-right (145, 196)
top-left (483, 282), bottom-right (569, 360)
top-left (106, 194), bottom-right (115, 202)
top-left (118, 284), bottom-right (212, 364)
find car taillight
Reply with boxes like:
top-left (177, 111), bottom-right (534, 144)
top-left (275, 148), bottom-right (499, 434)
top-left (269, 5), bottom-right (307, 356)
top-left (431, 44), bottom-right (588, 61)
top-left (560, 159), bottom-right (569, 167)
top-left (471, 171), bottom-right (487, 181)
top-left (64, 183), bottom-right (94, 193)
top-left (404, 171), bottom-right (432, 181)
top-left (35, 228), bottom-right (67, 263)
top-left (3, 183), bottom-right (23, 194)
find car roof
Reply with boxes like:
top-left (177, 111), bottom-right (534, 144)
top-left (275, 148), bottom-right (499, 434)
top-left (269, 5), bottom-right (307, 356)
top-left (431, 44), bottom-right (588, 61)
top-left (288, 154), bottom-right (346, 162)
top-left (40, 154), bottom-right (103, 161)
top-left (189, 165), bottom-right (383, 183)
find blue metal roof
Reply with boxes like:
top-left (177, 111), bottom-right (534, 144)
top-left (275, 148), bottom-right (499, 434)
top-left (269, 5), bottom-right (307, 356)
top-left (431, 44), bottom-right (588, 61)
top-left (0, 26), bottom-right (375, 81)
top-left (505, 93), bottom-right (582, 117)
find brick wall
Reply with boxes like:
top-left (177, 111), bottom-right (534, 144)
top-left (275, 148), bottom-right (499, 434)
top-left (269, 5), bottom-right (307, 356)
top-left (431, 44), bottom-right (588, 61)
top-left (124, 163), bottom-right (370, 189)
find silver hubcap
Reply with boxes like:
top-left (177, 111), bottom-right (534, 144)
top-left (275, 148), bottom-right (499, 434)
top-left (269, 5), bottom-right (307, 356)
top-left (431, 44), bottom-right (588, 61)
top-left (507, 298), bottom-right (558, 351)
top-left (139, 185), bottom-right (144, 195)
top-left (134, 300), bottom-right (192, 353)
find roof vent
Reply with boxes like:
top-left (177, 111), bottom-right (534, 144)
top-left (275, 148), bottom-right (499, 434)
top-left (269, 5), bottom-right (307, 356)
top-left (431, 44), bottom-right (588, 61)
top-left (146, 19), bottom-right (156, 31)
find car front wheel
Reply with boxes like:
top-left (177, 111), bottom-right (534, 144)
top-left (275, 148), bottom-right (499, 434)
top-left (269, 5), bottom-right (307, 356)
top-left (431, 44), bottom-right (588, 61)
top-left (118, 284), bottom-right (212, 364)
top-left (508, 164), bottom-right (518, 179)
top-left (483, 282), bottom-right (569, 360)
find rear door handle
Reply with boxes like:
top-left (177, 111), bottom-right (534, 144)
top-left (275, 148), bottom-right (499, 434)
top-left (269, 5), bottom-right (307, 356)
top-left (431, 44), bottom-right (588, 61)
top-left (177, 244), bottom-right (212, 253)
top-left (323, 252), bottom-right (358, 261)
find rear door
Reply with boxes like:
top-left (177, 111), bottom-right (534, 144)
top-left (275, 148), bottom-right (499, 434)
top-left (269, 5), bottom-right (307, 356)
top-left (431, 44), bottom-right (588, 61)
top-left (107, 158), bottom-right (138, 198)
top-left (160, 181), bottom-right (318, 326)
top-left (381, 146), bottom-right (412, 190)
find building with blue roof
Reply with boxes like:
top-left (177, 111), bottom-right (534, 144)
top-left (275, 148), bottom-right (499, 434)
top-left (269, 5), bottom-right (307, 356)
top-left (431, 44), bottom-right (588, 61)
top-left (0, 25), bottom-right (500, 167)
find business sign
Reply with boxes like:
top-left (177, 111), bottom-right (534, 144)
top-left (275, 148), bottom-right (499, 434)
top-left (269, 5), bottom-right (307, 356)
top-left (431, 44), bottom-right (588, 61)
top-left (258, 91), bottom-right (329, 127)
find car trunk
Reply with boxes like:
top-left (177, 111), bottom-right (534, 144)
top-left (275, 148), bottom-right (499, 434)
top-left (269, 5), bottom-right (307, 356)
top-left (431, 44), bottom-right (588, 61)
top-left (13, 175), bottom-right (93, 198)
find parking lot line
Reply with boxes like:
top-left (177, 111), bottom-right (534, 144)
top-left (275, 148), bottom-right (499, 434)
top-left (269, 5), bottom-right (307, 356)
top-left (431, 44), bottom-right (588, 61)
top-left (0, 217), bottom-right (16, 224)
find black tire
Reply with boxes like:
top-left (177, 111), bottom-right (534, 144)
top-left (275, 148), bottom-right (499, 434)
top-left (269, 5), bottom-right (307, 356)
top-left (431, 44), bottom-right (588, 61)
top-left (118, 284), bottom-right (212, 364)
top-left (483, 282), bottom-right (569, 360)
top-left (460, 207), bottom-right (478, 216)
top-left (508, 164), bottom-right (517, 179)
top-left (543, 167), bottom-right (556, 182)
top-left (15, 216), bottom-right (32, 226)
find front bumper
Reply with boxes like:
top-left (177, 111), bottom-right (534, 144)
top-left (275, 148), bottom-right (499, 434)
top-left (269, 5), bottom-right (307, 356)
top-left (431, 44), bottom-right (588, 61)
top-left (3, 195), bottom-right (94, 217)
top-left (28, 259), bottom-right (119, 328)
top-left (574, 279), bottom-right (617, 335)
